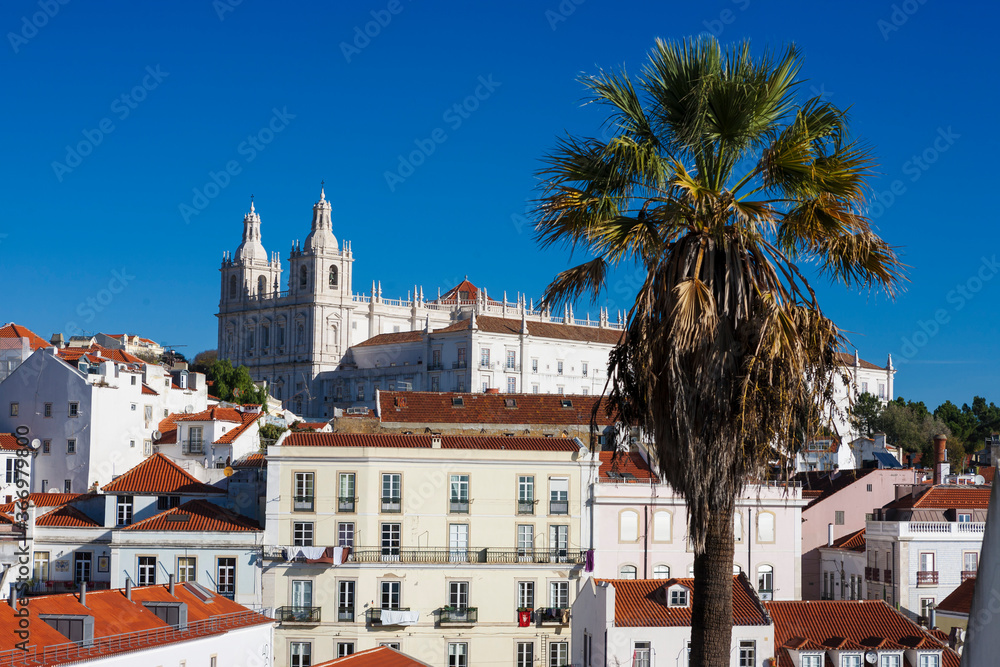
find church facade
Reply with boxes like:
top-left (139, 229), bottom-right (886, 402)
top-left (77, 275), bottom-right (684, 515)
top-left (217, 190), bottom-right (624, 418)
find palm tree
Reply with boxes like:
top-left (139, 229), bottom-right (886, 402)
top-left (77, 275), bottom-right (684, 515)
top-left (534, 37), bottom-right (902, 666)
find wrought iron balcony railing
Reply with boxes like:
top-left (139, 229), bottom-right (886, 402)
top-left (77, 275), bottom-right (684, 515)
top-left (439, 606), bottom-right (478, 625)
top-left (549, 499), bottom-right (569, 515)
top-left (275, 606), bottom-right (321, 623)
top-left (338, 496), bottom-right (356, 512)
top-left (916, 571), bottom-right (939, 586)
top-left (381, 496), bottom-right (401, 513)
top-left (365, 607), bottom-right (411, 625)
top-left (517, 500), bottom-right (534, 515)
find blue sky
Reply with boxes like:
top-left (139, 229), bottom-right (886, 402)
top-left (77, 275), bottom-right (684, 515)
top-left (1, 0), bottom-right (996, 410)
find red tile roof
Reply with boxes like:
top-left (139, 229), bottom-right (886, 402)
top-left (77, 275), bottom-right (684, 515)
top-left (596, 576), bottom-right (769, 627)
top-left (213, 410), bottom-right (263, 445)
top-left (837, 352), bottom-right (888, 371)
top-left (378, 391), bottom-right (613, 427)
top-left (293, 421), bottom-right (330, 430)
top-left (825, 528), bottom-right (866, 552)
top-left (314, 646), bottom-right (433, 667)
top-left (154, 413), bottom-right (182, 445)
top-left (765, 600), bottom-right (959, 667)
top-left (141, 383), bottom-right (159, 395)
top-left (937, 576), bottom-right (975, 615)
top-left (978, 466), bottom-right (995, 484)
top-left (176, 407), bottom-right (244, 423)
top-left (0, 434), bottom-right (21, 452)
top-left (0, 493), bottom-right (83, 513)
top-left (353, 330), bottom-right (425, 347)
top-left (282, 432), bottom-right (580, 451)
top-left (57, 344), bottom-right (145, 365)
top-left (102, 454), bottom-right (225, 494)
top-left (0, 322), bottom-right (50, 350)
top-left (885, 485), bottom-right (991, 510)
top-left (232, 452), bottom-right (266, 469)
top-left (432, 278), bottom-right (501, 306)
top-left (35, 504), bottom-right (101, 528)
top-left (124, 499), bottom-right (261, 532)
top-left (435, 315), bottom-right (624, 345)
top-left (599, 451), bottom-right (659, 482)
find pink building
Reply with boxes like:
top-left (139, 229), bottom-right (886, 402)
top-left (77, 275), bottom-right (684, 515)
top-left (799, 467), bottom-right (915, 600)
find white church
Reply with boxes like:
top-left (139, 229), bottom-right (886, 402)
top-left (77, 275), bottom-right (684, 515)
top-left (217, 189), bottom-right (625, 418)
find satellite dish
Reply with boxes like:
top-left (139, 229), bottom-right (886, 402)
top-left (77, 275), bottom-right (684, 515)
top-left (223, 466), bottom-right (234, 477)
top-left (865, 651), bottom-right (878, 664)
top-left (151, 430), bottom-right (162, 441)
top-left (974, 474), bottom-right (986, 485)
top-left (185, 405), bottom-right (194, 413)
top-left (29, 439), bottom-right (41, 451)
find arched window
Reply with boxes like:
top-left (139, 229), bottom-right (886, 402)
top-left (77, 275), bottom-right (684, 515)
top-left (652, 511), bottom-right (671, 542)
top-left (228, 275), bottom-right (238, 299)
top-left (329, 265), bottom-right (338, 288)
top-left (619, 510), bottom-right (639, 542)
top-left (299, 266), bottom-right (308, 288)
top-left (653, 565), bottom-right (670, 579)
top-left (257, 275), bottom-right (266, 294)
top-left (245, 328), bottom-right (254, 354)
top-left (758, 565), bottom-right (773, 594)
top-left (261, 323), bottom-right (270, 351)
top-left (757, 511), bottom-right (775, 543)
top-left (296, 322), bottom-right (305, 347)
top-left (619, 565), bottom-right (637, 580)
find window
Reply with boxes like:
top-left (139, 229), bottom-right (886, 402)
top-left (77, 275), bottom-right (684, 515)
top-left (619, 509), bottom-right (639, 542)
top-left (653, 511), bottom-right (671, 542)
top-left (549, 478), bottom-right (568, 515)
top-left (669, 588), bottom-right (688, 606)
top-left (449, 581), bottom-right (469, 608)
top-left (74, 552), bottom-right (91, 584)
top-left (450, 474), bottom-right (469, 513)
top-left (550, 581), bottom-right (569, 608)
top-left (549, 525), bottom-right (568, 562)
top-left (33, 551), bottom-right (49, 581)
top-left (549, 642), bottom-right (568, 667)
top-left (216, 558), bottom-right (235, 598)
top-left (431, 376), bottom-right (440, 391)
top-left (532, 384), bottom-right (539, 394)
top-left (633, 642), bottom-right (651, 667)
top-left (482, 379), bottom-right (489, 393)
top-left (801, 654), bottom-right (823, 667)
top-left (381, 523), bottom-right (401, 560)
top-left (518, 475), bottom-right (534, 514)
top-left (187, 426), bottom-right (204, 454)
top-left (518, 525), bottom-right (534, 556)
top-left (42, 440), bottom-right (50, 454)
top-left (516, 642), bottom-right (534, 667)
top-left (867, 483), bottom-right (873, 492)
top-left (338, 522), bottom-right (355, 547)
top-left (653, 565), bottom-right (670, 579)
top-left (382, 473), bottom-right (401, 512)
top-left (43, 403), bottom-right (52, 417)
top-left (290, 642), bottom-right (311, 667)
top-left (480, 348), bottom-right (490, 367)
top-left (116, 496), bottom-right (133, 526)
top-left (835, 510), bottom-right (845, 525)
top-left (557, 361), bottom-right (563, 375)
top-left (964, 551), bottom-right (979, 575)
top-left (507, 376), bottom-right (517, 393)
top-left (138, 556), bottom-right (156, 586)
top-left (381, 580), bottom-right (401, 609)
top-left (329, 265), bottom-right (338, 288)
top-left (41, 479), bottom-right (47, 492)
top-left (177, 557), bottom-right (196, 582)
top-left (757, 511), bottom-right (775, 542)
top-left (66, 439), bottom-right (76, 455)
top-left (8, 403), bottom-right (17, 417)
top-left (356, 383), bottom-right (365, 400)
top-left (738, 640), bottom-right (755, 667)
top-left (878, 383), bottom-right (886, 399)
top-left (506, 350), bottom-right (516, 369)
top-left (294, 472), bottom-right (314, 511)
top-left (582, 362), bottom-right (588, 376)
top-left (293, 522), bottom-right (314, 547)
top-left (881, 654), bottom-right (901, 667)
top-left (841, 655), bottom-right (862, 667)
top-left (919, 551), bottom-right (936, 574)
top-left (917, 655), bottom-right (939, 667)
top-left (337, 643), bottom-right (354, 657)
top-left (448, 643), bottom-right (468, 667)
top-left (4, 460), bottom-right (17, 485)
top-left (619, 565), bottom-right (637, 579)
top-left (531, 358), bottom-right (538, 373)
top-left (449, 523), bottom-right (469, 562)
top-left (758, 565), bottom-right (773, 593)
top-left (518, 581), bottom-right (534, 609)
top-left (734, 511), bottom-right (743, 542)
top-left (958, 512), bottom-right (972, 522)
top-left (63, 480), bottom-right (71, 493)
top-left (157, 496), bottom-right (181, 510)
top-left (338, 580), bottom-right (355, 621)
top-left (299, 266), bottom-right (308, 288)
top-left (338, 473), bottom-right (356, 512)
top-left (130, 403), bottom-right (137, 412)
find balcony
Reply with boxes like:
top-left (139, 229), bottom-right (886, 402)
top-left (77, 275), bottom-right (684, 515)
top-left (338, 606), bottom-right (355, 622)
top-left (517, 500), bottom-right (535, 515)
top-left (479, 361), bottom-right (492, 370)
top-left (428, 362), bottom-right (444, 371)
top-left (181, 439), bottom-right (204, 455)
top-left (365, 607), bottom-right (412, 626)
top-left (439, 606), bottom-right (477, 626)
top-left (293, 495), bottom-right (314, 512)
top-left (916, 571), bottom-right (939, 586)
top-left (866, 520), bottom-right (986, 538)
top-left (962, 570), bottom-right (978, 583)
top-left (883, 569), bottom-right (892, 584)
top-left (452, 361), bottom-right (467, 369)
top-left (865, 566), bottom-right (880, 582)
top-left (381, 496), bottom-right (401, 513)
top-left (275, 606), bottom-right (321, 623)
top-left (338, 496), bottom-right (356, 512)
top-left (347, 547), bottom-right (587, 565)
top-left (549, 499), bottom-right (569, 515)
top-left (505, 364), bottom-right (521, 372)
top-left (537, 606), bottom-right (570, 625)
top-left (449, 499), bottom-right (469, 514)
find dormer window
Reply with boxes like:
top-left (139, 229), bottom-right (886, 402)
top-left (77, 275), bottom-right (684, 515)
top-left (800, 655), bottom-right (823, 667)
top-left (668, 587), bottom-right (688, 606)
top-left (840, 654), bottom-right (862, 667)
top-left (916, 654), bottom-right (940, 667)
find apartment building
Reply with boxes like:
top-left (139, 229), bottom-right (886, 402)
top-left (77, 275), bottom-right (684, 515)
top-left (818, 528), bottom-right (867, 601)
top-left (263, 431), bottom-right (592, 667)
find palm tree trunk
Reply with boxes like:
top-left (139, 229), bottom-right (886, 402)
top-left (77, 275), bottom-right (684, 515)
top-left (689, 502), bottom-right (736, 667)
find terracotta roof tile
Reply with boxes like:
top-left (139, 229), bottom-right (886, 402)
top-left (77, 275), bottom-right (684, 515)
top-left (176, 407), bottom-right (244, 423)
top-left (937, 576), bottom-right (975, 615)
top-left (837, 352), bottom-right (888, 371)
top-left (57, 344), bottom-right (145, 365)
top-left (0, 322), bottom-right (50, 350)
top-left (885, 485), bottom-right (991, 510)
top-left (315, 645), bottom-right (433, 667)
top-left (379, 391), bottom-right (612, 427)
top-left (599, 451), bottom-right (659, 482)
top-left (102, 453), bottom-right (225, 494)
top-left (0, 493), bottom-right (83, 513)
top-left (431, 279), bottom-right (500, 306)
top-left (766, 600), bottom-right (959, 667)
top-left (293, 421), bottom-right (330, 430)
top-left (213, 410), bottom-right (262, 444)
top-left (154, 413), bottom-right (182, 445)
top-left (282, 432), bottom-right (580, 451)
top-left (232, 452), bottom-right (266, 469)
top-left (825, 528), bottom-right (866, 552)
top-left (353, 330), bottom-right (425, 347)
top-left (435, 315), bottom-right (623, 345)
top-left (0, 434), bottom-right (21, 452)
top-left (141, 383), bottom-right (159, 395)
top-left (597, 576), bottom-right (769, 627)
top-left (978, 466), bottom-right (995, 484)
top-left (123, 499), bottom-right (261, 532)
top-left (36, 504), bottom-right (101, 528)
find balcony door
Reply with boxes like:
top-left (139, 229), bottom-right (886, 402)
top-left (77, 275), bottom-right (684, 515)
top-left (292, 580), bottom-right (313, 608)
top-left (920, 552), bottom-right (935, 573)
top-left (549, 525), bottom-right (568, 563)
top-left (449, 524), bottom-right (469, 563)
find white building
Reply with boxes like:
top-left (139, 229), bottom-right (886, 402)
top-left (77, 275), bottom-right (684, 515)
top-left (0, 322), bottom-right (49, 384)
top-left (217, 191), bottom-right (624, 418)
top-left (571, 575), bottom-right (773, 667)
top-left (153, 404), bottom-right (265, 477)
top-left (94, 332), bottom-right (165, 358)
top-left (0, 345), bottom-right (208, 493)
top-left (818, 527), bottom-right (867, 600)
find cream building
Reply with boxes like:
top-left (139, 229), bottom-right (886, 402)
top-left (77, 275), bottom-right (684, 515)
top-left (262, 431), bottom-right (593, 667)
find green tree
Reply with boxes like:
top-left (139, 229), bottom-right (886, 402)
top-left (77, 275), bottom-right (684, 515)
top-left (933, 400), bottom-right (977, 455)
top-left (191, 349), bottom-right (218, 374)
top-left (204, 359), bottom-right (268, 405)
top-left (533, 37), bottom-right (900, 665)
top-left (258, 422), bottom-right (286, 451)
top-left (849, 392), bottom-right (883, 438)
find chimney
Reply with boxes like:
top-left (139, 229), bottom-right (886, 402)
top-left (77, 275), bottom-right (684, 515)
top-left (49, 333), bottom-right (65, 348)
top-left (933, 434), bottom-right (949, 486)
top-left (828, 523), bottom-right (835, 547)
top-left (432, 436), bottom-right (442, 449)
top-left (79, 580), bottom-right (87, 607)
top-left (928, 602), bottom-right (936, 629)
top-left (125, 578), bottom-right (132, 601)
top-left (8, 582), bottom-right (16, 609)
top-left (168, 574), bottom-right (175, 596)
